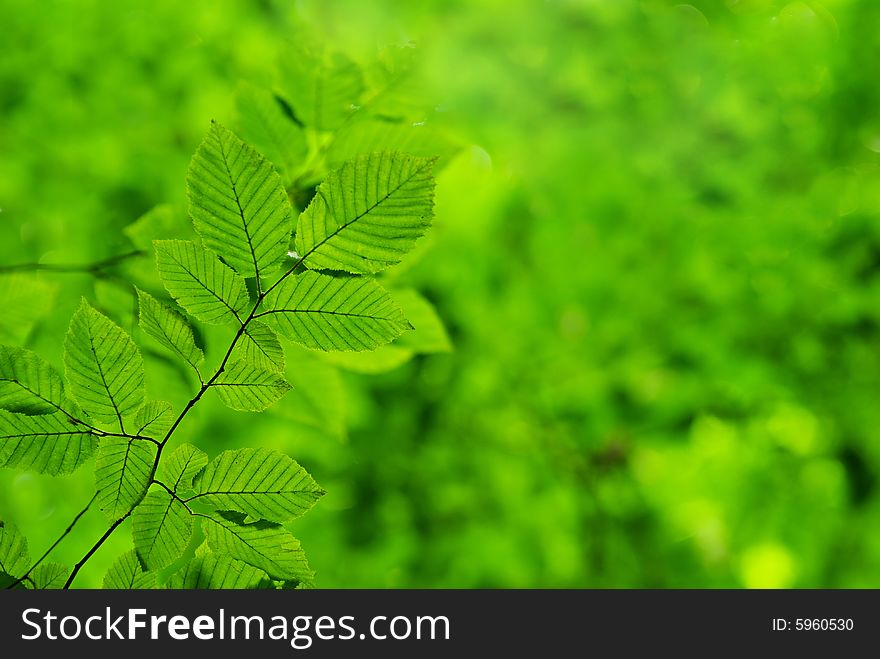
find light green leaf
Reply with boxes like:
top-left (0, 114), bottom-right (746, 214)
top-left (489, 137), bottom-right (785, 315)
top-left (0, 345), bottom-right (66, 415)
top-left (192, 448), bottom-right (323, 523)
top-left (277, 345), bottom-right (346, 441)
top-left (0, 274), bottom-right (58, 345)
top-left (154, 240), bottom-right (250, 325)
top-left (64, 299), bottom-right (145, 427)
top-left (294, 152), bottom-right (436, 274)
top-left (133, 401), bottom-right (174, 440)
top-left (391, 289), bottom-right (452, 353)
top-left (137, 288), bottom-right (204, 370)
top-left (202, 511), bottom-right (313, 582)
top-left (103, 549), bottom-right (157, 589)
top-left (359, 44), bottom-right (435, 122)
top-left (235, 321), bottom-right (285, 373)
top-left (212, 360), bottom-right (291, 412)
top-left (161, 443), bottom-right (208, 492)
top-left (25, 563), bottom-right (68, 589)
top-left (328, 119), bottom-right (459, 171)
top-left (0, 521), bottom-right (29, 587)
top-left (259, 271), bottom-right (410, 352)
top-left (95, 437), bottom-right (157, 519)
top-left (132, 489), bottom-right (193, 570)
top-left (167, 552), bottom-right (270, 589)
top-left (236, 82), bottom-right (307, 188)
top-left (124, 205), bottom-right (191, 251)
top-left (277, 41), bottom-right (363, 132)
top-left (319, 344), bottom-right (414, 374)
top-left (0, 411), bottom-right (98, 475)
top-left (187, 122), bottom-right (293, 283)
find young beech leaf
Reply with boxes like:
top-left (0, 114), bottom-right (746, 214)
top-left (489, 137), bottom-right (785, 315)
top-left (191, 447), bottom-right (324, 524)
top-left (277, 345), bottom-right (346, 441)
top-left (64, 299), bottom-right (145, 427)
top-left (167, 552), bottom-right (271, 589)
top-left (124, 204), bottom-right (191, 251)
top-left (212, 360), bottom-right (291, 412)
top-left (236, 83), bottom-right (307, 188)
top-left (328, 119), bottom-right (459, 171)
top-left (25, 563), bottom-right (68, 589)
top-left (187, 122), bottom-right (293, 284)
top-left (137, 288), bottom-right (204, 370)
top-left (259, 271), bottom-right (411, 352)
top-left (294, 151), bottom-right (436, 274)
top-left (202, 511), bottom-right (313, 582)
top-left (0, 345), bottom-right (66, 415)
top-left (277, 41), bottom-right (364, 132)
top-left (103, 549), bottom-right (157, 589)
top-left (133, 400), bottom-right (175, 439)
top-left (154, 240), bottom-right (249, 325)
top-left (235, 321), bottom-right (285, 373)
top-left (0, 411), bottom-right (98, 475)
top-left (390, 288), bottom-right (453, 353)
top-left (0, 274), bottom-right (58, 346)
top-left (0, 521), bottom-right (29, 587)
top-left (161, 443), bottom-right (208, 492)
top-left (319, 344), bottom-right (414, 374)
top-left (95, 437), bottom-right (157, 520)
top-left (132, 488), bottom-right (193, 570)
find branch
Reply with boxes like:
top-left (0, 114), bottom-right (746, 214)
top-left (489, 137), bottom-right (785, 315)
top-left (0, 250), bottom-right (146, 275)
top-left (62, 251), bottom-right (314, 588)
top-left (62, 509), bottom-right (132, 589)
top-left (5, 493), bottom-right (98, 589)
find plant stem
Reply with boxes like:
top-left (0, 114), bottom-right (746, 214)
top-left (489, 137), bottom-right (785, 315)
top-left (5, 493), bottom-right (98, 590)
top-left (63, 510), bottom-right (133, 589)
top-left (0, 250), bottom-right (145, 275)
top-left (61, 253), bottom-right (310, 588)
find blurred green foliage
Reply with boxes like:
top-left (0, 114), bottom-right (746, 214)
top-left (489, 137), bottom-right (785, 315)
top-left (2, 0), bottom-right (880, 588)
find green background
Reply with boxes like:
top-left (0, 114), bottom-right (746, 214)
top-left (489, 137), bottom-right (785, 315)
top-left (2, 0), bottom-right (880, 588)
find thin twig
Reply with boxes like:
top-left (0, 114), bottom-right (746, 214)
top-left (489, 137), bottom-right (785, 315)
top-left (62, 509), bottom-right (132, 589)
top-left (62, 251), bottom-right (313, 588)
top-left (5, 493), bottom-right (98, 590)
top-left (0, 250), bottom-right (146, 275)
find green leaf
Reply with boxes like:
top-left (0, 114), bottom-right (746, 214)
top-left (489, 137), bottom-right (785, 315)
top-left (328, 119), bottom-right (459, 171)
top-left (212, 360), bottom-right (291, 412)
top-left (277, 345), bottom-right (346, 441)
top-left (0, 274), bottom-right (58, 345)
top-left (124, 205), bottom-right (191, 251)
top-left (154, 239), bottom-right (250, 325)
top-left (0, 521), bottom-right (29, 587)
top-left (235, 321), bottom-right (285, 373)
top-left (161, 443), bottom-right (208, 492)
top-left (0, 411), bottom-right (98, 475)
top-left (359, 44), bottom-right (435, 122)
top-left (25, 563), bottom-right (68, 589)
top-left (277, 41), bottom-right (363, 132)
top-left (187, 122), bottom-right (294, 283)
top-left (202, 511), bottom-right (313, 582)
top-left (192, 448), bottom-right (323, 523)
top-left (235, 82), bottom-right (307, 188)
top-left (0, 345), bottom-right (66, 415)
top-left (137, 288), bottom-right (204, 370)
top-left (64, 299), bottom-right (146, 427)
top-left (319, 344), bottom-right (414, 374)
top-left (260, 271), bottom-right (410, 352)
top-left (95, 437), bottom-right (157, 519)
top-left (103, 549), bottom-right (157, 589)
top-left (132, 489), bottom-right (193, 570)
top-left (391, 289), bottom-right (453, 353)
top-left (167, 552), bottom-right (270, 589)
top-left (294, 152), bottom-right (436, 274)
top-left (133, 400), bottom-right (174, 440)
